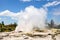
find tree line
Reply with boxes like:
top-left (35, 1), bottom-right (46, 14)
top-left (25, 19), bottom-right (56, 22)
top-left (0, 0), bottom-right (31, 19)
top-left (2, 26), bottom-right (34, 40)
top-left (0, 21), bottom-right (17, 32)
top-left (46, 19), bottom-right (60, 29)
top-left (0, 19), bottom-right (60, 32)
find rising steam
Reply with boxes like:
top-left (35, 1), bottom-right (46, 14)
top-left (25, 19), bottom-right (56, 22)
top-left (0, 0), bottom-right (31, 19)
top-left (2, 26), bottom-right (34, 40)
top-left (15, 6), bottom-right (47, 32)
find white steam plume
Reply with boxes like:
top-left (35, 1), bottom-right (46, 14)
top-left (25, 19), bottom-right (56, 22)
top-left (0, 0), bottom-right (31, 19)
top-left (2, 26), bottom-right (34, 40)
top-left (15, 6), bottom-right (47, 32)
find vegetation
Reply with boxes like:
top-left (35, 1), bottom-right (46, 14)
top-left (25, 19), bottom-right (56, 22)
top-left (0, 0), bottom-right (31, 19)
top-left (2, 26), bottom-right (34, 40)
top-left (0, 19), bottom-right (60, 32)
top-left (33, 19), bottom-right (60, 32)
top-left (32, 27), bottom-right (45, 32)
top-left (0, 21), bottom-right (17, 32)
top-left (47, 19), bottom-right (60, 29)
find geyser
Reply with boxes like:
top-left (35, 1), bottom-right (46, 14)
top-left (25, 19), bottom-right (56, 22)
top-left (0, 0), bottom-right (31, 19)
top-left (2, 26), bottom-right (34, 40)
top-left (15, 6), bottom-right (47, 32)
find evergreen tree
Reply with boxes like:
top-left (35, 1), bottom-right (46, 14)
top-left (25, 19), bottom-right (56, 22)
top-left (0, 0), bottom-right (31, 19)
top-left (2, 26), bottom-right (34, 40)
top-left (2, 21), bottom-right (4, 25)
top-left (50, 19), bottom-right (54, 28)
top-left (48, 19), bottom-right (54, 28)
top-left (14, 22), bottom-right (17, 27)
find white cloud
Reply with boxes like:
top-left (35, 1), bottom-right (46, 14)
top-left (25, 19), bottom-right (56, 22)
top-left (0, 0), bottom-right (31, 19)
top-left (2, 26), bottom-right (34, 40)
top-left (47, 0), bottom-right (60, 1)
top-left (20, 0), bottom-right (31, 2)
top-left (0, 10), bottom-right (20, 20)
top-left (54, 2), bottom-right (60, 5)
top-left (0, 10), bottom-right (16, 17)
top-left (44, 1), bottom-right (60, 7)
top-left (53, 11), bottom-right (60, 16)
top-left (53, 8), bottom-right (60, 16)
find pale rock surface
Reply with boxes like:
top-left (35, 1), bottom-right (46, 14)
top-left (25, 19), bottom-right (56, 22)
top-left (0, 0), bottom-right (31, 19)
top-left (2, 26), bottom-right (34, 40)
top-left (0, 30), bottom-right (60, 40)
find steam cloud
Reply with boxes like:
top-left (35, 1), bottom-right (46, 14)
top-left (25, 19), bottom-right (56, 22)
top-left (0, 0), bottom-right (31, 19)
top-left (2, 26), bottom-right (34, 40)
top-left (15, 6), bottom-right (47, 32)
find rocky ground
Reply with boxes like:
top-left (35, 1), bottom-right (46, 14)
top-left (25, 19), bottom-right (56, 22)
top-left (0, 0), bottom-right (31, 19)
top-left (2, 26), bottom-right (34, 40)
top-left (0, 29), bottom-right (60, 40)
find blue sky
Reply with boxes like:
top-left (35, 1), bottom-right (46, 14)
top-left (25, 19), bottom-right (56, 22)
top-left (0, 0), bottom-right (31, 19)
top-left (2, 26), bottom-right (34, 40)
top-left (0, 0), bottom-right (49, 12)
top-left (0, 0), bottom-right (60, 25)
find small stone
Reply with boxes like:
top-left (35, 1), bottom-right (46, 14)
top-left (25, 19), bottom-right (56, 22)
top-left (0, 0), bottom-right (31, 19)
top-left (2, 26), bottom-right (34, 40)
top-left (23, 35), bottom-right (29, 39)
